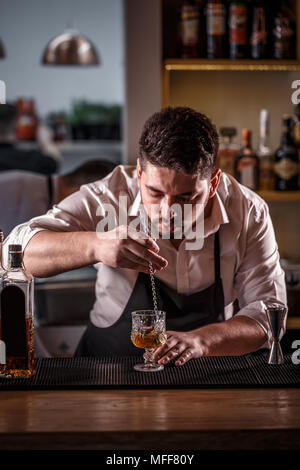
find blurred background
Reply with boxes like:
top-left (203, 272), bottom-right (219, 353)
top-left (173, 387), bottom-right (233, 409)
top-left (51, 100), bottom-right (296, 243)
top-left (0, 0), bottom-right (124, 172)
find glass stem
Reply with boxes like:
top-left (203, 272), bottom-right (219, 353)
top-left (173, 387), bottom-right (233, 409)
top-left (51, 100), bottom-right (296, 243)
top-left (143, 348), bottom-right (154, 365)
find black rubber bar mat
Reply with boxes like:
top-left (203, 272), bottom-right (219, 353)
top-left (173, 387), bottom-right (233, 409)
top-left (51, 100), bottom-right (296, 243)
top-left (0, 351), bottom-right (299, 390)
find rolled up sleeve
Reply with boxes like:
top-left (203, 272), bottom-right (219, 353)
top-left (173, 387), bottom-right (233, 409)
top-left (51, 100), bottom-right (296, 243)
top-left (234, 200), bottom-right (287, 349)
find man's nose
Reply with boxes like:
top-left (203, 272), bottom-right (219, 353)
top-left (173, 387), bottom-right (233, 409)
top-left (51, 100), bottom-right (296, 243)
top-left (160, 195), bottom-right (176, 218)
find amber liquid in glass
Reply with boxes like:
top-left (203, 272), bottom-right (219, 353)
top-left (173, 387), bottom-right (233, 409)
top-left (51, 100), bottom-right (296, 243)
top-left (132, 331), bottom-right (166, 349)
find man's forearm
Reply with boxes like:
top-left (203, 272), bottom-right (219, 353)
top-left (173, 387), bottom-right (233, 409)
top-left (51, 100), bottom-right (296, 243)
top-left (197, 316), bottom-right (268, 356)
top-left (23, 231), bottom-right (98, 277)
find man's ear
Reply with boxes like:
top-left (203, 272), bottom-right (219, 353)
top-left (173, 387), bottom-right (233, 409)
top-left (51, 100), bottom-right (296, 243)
top-left (137, 157), bottom-right (142, 185)
top-left (209, 168), bottom-right (221, 197)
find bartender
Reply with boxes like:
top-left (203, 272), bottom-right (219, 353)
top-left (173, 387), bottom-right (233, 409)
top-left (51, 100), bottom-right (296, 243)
top-left (5, 107), bottom-right (287, 367)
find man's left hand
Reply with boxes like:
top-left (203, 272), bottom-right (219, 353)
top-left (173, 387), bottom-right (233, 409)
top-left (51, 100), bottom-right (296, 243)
top-left (153, 330), bottom-right (207, 367)
top-left (153, 316), bottom-right (268, 366)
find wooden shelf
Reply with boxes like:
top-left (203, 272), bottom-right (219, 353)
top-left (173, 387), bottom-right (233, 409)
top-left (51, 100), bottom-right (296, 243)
top-left (162, 58), bottom-right (300, 105)
top-left (164, 59), bottom-right (300, 72)
top-left (257, 191), bottom-right (300, 202)
top-left (162, 0), bottom-right (300, 105)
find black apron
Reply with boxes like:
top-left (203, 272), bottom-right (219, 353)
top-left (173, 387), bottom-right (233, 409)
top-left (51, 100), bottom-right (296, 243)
top-left (74, 229), bottom-right (225, 357)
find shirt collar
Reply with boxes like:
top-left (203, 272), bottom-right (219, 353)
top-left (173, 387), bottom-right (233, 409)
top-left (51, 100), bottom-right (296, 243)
top-left (128, 189), bottom-right (142, 216)
top-left (203, 190), bottom-right (229, 238)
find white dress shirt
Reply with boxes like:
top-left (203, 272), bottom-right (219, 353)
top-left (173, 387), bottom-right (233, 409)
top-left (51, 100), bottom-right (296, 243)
top-left (4, 165), bottom-right (288, 349)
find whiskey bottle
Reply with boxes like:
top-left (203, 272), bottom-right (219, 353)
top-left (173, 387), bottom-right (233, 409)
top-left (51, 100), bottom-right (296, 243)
top-left (258, 110), bottom-right (274, 190)
top-left (274, 115), bottom-right (299, 191)
top-left (0, 245), bottom-right (34, 377)
top-left (234, 129), bottom-right (259, 190)
top-left (178, 0), bottom-right (201, 58)
top-left (228, 0), bottom-right (249, 59)
top-left (0, 230), bottom-right (5, 367)
top-left (272, 13), bottom-right (295, 60)
top-left (250, 0), bottom-right (268, 59)
top-left (206, 0), bottom-right (226, 58)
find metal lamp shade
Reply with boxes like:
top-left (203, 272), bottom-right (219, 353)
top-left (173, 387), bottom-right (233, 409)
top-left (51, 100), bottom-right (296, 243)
top-left (0, 39), bottom-right (5, 59)
top-left (41, 30), bottom-right (99, 66)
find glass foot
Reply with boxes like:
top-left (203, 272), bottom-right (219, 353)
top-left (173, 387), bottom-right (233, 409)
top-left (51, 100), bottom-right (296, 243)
top-left (133, 363), bottom-right (164, 372)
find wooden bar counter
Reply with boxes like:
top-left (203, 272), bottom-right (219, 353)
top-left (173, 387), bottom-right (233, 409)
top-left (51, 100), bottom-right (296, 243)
top-left (0, 388), bottom-right (299, 450)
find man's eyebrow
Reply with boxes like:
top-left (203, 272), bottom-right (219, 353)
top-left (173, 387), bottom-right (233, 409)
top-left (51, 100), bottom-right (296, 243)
top-left (145, 184), bottom-right (195, 196)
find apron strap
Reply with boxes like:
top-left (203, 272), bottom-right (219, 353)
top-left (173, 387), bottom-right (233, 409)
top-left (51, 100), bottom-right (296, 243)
top-left (214, 229), bottom-right (221, 282)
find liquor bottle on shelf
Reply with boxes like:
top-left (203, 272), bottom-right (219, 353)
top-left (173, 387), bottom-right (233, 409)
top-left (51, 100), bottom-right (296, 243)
top-left (272, 12), bottom-right (295, 60)
top-left (205, 0), bottom-right (227, 58)
top-left (216, 127), bottom-right (238, 176)
top-left (234, 129), bottom-right (259, 190)
top-left (258, 110), bottom-right (274, 190)
top-left (250, 0), bottom-right (268, 59)
top-left (178, 0), bottom-right (201, 58)
top-left (0, 230), bottom-right (5, 368)
top-left (228, 0), bottom-right (249, 59)
top-left (0, 245), bottom-right (34, 378)
top-left (274, 115), bottom-right (299, 191)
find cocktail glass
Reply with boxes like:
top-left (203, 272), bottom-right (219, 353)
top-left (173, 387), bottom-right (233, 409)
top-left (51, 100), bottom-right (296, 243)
top-left (131, 310), bottom-right (166, 372)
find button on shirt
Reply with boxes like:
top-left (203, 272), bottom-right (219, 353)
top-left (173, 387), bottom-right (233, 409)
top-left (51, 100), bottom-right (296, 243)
top-left (4, 165), bottom-right (288, 349)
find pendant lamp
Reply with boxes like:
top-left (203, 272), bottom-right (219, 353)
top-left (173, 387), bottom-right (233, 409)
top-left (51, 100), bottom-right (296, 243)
top-left (41, 28), bottom-right (99, 66)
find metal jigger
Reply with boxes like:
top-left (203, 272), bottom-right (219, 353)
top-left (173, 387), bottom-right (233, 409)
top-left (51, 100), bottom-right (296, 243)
top-left (265, 302), bottom-right (287, 365)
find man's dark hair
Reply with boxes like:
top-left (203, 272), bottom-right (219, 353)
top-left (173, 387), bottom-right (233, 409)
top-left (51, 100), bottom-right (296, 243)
top-left (0, 104), bottom-right (17, 137)
top-left (139, 106), bottom-right (219, 179)
top-left (62, 159), bottom-right (116, 187)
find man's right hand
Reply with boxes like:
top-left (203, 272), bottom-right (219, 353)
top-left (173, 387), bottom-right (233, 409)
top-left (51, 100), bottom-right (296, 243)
top-left (95, 225), bottom-right (168, 274)
top-left (21, 226), bottom-right (168, 278)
